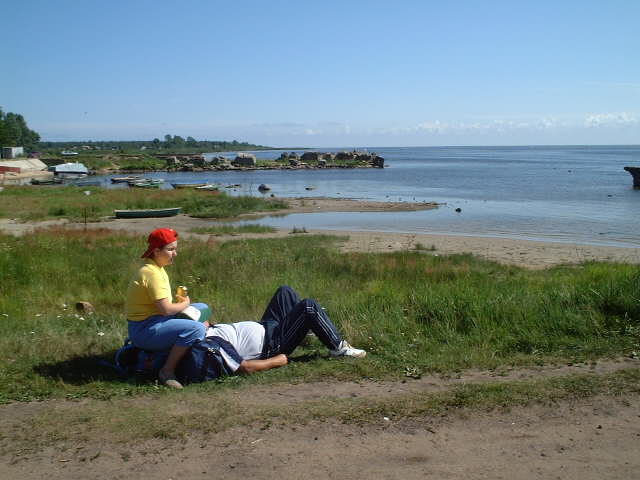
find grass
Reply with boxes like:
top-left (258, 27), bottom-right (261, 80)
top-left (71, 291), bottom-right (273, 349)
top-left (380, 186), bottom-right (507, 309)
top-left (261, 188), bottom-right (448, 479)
top-left (0, 185), bottom-right (287, 221)
top-left (0, 228), bottom-right (639, 404)
top-left (415, 242), bottom-right (437, 251)
top-left (189, 224), bottom-right (277, 235)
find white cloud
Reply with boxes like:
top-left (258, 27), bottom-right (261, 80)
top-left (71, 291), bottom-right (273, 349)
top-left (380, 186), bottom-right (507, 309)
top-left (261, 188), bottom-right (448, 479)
top-left (385, 116), bottom-right (568, 136)
top-left (584, 112), bottom-right (639, 128)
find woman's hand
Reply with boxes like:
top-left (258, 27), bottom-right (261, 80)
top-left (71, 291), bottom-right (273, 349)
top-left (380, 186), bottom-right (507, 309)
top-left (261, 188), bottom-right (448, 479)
top-left (175, 294), bottom-right (190, 304)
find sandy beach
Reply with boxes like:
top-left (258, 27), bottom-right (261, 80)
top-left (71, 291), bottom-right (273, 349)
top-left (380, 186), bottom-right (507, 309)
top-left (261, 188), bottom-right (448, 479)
top-left (1, 196), bottom-right (638, 269)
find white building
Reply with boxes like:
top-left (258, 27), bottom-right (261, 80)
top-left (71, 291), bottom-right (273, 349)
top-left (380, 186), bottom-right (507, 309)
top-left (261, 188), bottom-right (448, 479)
top-left (1, 147), bottom-right (24, 159)
top-left (49, 162), bottom-right (89, 176)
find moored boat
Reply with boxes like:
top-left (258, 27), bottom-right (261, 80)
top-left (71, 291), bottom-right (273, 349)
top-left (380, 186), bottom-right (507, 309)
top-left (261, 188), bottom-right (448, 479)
top-left (30, 177), bottom-right (63, 185)
top-left (70, 179), bottom-right (102, 187)
top-left (111, 176), bottom-right (141, 183)
top-left (128, 178), bottom-right (164, 188)
top-left (114, 207), bottom-right (181, 218)
top-left (624, 166), bottom-right (640, 188)
top-left (171, 182), bottom-right (208, 189)
top-left (131, 182), bottom-right (160, 188)
top-left (194, 184), bottom-right (220, 191)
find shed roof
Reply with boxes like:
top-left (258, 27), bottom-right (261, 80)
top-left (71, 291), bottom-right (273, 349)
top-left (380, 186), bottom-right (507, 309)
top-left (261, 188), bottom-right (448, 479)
top-left (0, 159), bottom-right (48, 171)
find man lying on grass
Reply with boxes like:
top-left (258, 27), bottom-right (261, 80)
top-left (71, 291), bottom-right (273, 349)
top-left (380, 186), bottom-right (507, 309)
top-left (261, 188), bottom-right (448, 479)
top-left (205, 285), bottom-right (366, 374)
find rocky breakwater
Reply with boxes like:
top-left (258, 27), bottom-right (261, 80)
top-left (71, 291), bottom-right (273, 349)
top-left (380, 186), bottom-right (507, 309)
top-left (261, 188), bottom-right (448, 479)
top-left (127, 150), bottom-right (385, 173)
top-left (624, 166), bottom-right (640, 188)
top-left (281, 150), bottom-right (385, 169)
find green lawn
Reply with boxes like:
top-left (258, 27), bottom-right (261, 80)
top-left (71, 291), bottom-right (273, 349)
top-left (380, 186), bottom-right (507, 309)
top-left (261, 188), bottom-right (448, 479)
top-left (0, 228), bottom-right (638, 403)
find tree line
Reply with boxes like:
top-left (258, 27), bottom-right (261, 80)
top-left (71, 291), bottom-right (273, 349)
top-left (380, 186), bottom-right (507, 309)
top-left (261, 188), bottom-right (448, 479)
top-left (1, 108), bottom-right (271, 154)
top-left (0, 108), bottom-right (41, 151)
top-left (38, 136), bottom-right (270, 153)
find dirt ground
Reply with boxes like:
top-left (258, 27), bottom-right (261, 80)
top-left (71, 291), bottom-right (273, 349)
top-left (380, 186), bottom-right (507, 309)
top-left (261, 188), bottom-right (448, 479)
top-left (1, 358), bottom-right (638, 479)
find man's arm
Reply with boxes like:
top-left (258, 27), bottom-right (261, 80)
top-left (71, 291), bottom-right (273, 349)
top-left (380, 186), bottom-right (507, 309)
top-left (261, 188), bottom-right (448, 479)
top-left (237, 354), bottom-right (288, 374)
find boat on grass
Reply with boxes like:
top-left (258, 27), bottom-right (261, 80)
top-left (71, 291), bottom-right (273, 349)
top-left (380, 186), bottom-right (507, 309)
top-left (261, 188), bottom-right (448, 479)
top-left (114, 207), bottom-right (181, 218)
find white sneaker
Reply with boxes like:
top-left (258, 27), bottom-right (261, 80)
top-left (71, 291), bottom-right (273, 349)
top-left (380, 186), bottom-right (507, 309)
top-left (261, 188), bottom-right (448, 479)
top-left (329, 340), bottom-right (366, 358)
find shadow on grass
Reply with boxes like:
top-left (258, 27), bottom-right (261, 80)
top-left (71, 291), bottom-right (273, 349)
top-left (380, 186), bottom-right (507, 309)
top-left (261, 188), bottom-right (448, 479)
top-left (33, 350), bottom-right (142, 385)
top-left (33, 349), bottom-right (327, 387)
top-left (288, 352), bottom-right (326, 363)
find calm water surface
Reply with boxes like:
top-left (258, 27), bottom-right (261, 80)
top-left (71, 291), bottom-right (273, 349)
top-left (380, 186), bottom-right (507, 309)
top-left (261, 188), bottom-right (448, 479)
top-left (97, 146), bottom-right (640, 248)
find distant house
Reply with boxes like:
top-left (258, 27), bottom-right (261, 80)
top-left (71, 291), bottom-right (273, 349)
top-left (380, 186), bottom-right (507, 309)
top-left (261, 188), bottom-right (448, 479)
top-left (1, 147), bottom-right (24, 159)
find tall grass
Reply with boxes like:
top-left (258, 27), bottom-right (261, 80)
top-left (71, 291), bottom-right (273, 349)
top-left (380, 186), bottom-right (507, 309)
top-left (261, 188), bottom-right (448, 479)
top-left (0, 185), bottom-right (287, 221)
top-left (0, 229), bottom-right (638, 402)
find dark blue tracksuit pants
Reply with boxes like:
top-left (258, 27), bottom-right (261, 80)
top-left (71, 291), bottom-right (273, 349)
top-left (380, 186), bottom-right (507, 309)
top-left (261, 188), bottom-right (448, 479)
top-left (259, 285), bottom-right (342, 357)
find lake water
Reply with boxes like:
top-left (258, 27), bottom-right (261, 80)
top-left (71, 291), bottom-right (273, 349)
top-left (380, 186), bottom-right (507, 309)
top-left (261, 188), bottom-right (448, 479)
top-left (98, 146), bottom-right (640, 248)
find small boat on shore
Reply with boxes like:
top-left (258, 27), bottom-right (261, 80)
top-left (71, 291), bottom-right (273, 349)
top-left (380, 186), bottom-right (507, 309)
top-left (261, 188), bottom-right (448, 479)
top-left (111, 176), bottom-right (141, 183)
top-left (129, 178), bottom-right (164, 188)
top-left (195, 184), bottom-right (220, 191)
top-left (70, 179), bottom-right (102, 187)
top-left (30, 177), bottom-right (63, 185)
top-left (171, 182), bottom-right (208, 189)
top-left (114, 207), bottom-right (181, 218)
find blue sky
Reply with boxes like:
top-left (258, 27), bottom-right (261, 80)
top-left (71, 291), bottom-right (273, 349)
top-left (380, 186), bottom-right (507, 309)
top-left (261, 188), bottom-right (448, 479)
top-left (1, 0), bottom-right (638, 146)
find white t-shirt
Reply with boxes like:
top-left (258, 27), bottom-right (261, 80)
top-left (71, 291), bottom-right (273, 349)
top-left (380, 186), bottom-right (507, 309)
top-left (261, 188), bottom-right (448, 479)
top-left (206, 321), bottom-right (265, 372)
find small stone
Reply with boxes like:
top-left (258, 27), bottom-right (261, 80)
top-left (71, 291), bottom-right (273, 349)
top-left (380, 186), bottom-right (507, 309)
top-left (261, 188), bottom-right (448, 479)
top-left (75, 301), bottom-right (94, 313)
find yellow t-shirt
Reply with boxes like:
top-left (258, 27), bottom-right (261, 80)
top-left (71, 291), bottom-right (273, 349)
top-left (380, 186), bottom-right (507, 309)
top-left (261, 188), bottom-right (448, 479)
top-left (125, 258), bottom-right (172, 321)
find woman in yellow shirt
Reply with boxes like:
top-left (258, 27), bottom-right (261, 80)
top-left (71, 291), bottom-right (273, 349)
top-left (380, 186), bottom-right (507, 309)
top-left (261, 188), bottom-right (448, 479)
top-left (125, 228), bottom-right (205, 389)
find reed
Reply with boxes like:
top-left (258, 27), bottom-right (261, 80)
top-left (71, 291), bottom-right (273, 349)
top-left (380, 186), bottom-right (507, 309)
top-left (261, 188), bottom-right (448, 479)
top-left (0, 229), bottom-right (638, 402)
top-left (189, 224), bottom-right (277, 235)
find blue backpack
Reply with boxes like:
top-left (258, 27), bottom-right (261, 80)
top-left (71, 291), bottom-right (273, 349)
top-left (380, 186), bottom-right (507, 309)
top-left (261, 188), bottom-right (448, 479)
top-left (176, 336), bottom-right (241, 385)
top-left (105, 336), bottom-right (242, 385)
top-left (108, 338), bottom-right (169, 376)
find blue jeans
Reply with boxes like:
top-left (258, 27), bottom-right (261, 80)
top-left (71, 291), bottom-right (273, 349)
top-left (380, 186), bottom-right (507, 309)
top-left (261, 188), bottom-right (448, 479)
top-left (127, 302), bottom-right (207, 351)
top-left (260, 286), bottom-right (342, 356)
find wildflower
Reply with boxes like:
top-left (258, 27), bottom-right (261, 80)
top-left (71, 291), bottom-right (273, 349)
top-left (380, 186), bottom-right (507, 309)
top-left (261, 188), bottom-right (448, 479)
top-left (35, 313), bottom-right (42, 317)
top-left (97, 332), bottom-right (105, 337)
